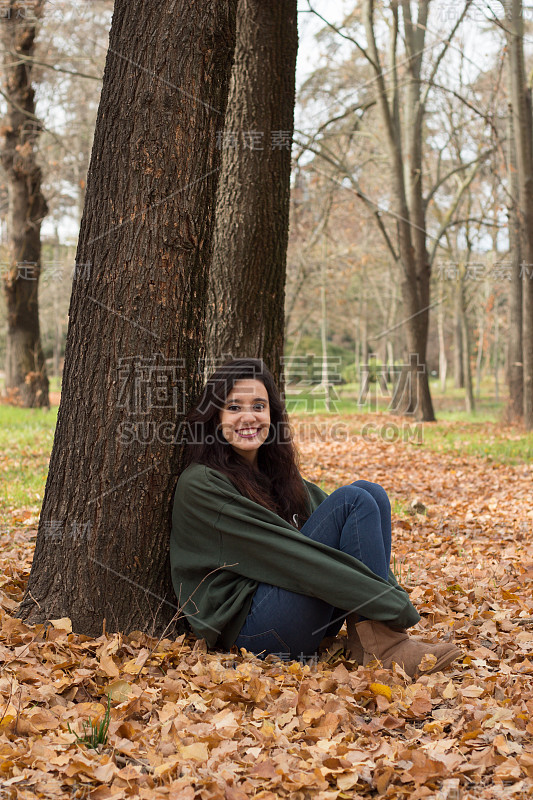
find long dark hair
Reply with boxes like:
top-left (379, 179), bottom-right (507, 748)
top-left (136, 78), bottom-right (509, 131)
top-left (181, 358), bottom-right (311, 526)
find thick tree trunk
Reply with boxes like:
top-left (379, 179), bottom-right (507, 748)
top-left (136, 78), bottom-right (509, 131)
top-left (1, 1), bottom-right (49, 408)
top-left (17, 0), bottom-right (237, 635)
top-left (206, 0), bottom-right (298, 387)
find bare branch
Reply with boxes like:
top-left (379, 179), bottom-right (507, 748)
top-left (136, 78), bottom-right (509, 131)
top-left (305, 0), bottom-right (378, 71)
top-left (1, 52), bottom-right (101, 81)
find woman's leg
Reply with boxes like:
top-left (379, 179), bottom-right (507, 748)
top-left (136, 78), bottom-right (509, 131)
top-left (298, 483), bottom-right (391, 640)
top-left (299, 483), bottom-right (391, 580)
top-left (234, 483), bottom-right (392, 658)
top-left (350, 480), bottom-right (391, 567)
top-left (233, 581), bottom-right (341, 661)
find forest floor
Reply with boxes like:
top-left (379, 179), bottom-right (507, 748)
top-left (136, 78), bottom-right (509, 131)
top-left (0, 409), bottom-right (532, 799)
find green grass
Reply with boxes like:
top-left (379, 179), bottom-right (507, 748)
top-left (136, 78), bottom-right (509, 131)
top-left (0, 372), bottom-right (530, 534)
top-left (0, 405), bottom-right (57, 525)
top-left (391, 498), bottom-right (412, 517)
top-left (284, 379), bottom-right (508, 420)
top-left (289, 382), bottom-right (532, 465)
top-left (417, 421), bottom-right (533, 464)
top-left (68, 694), bottom-right (111, 750)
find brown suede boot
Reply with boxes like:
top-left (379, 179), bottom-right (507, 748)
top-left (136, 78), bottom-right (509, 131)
top-left (355, 620), bottom-right (462, 678)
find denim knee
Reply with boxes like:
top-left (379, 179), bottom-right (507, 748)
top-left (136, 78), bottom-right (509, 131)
top-left (352, 480), bottom-right (390, 513)
top-left (329, 484), bottom-right (379, 513)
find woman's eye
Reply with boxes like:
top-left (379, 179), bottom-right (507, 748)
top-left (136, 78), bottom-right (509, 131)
top-left (226, 404), bottom-right (265, 411)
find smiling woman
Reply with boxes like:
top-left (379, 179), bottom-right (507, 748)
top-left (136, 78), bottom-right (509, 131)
top-left (170, 358), bottom-right (462, 677)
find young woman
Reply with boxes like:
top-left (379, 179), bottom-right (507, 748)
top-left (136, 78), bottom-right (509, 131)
top-left (170, 358), bottom-right (461, 677)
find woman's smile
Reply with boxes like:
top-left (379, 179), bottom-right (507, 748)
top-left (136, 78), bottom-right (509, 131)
top-left (236, 427), bottom-right (261, 438)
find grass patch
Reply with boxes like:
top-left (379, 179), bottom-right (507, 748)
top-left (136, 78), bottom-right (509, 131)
top-left (417, 420), bottom-right (533, 465)
top-left (68, 695), bottom-right (111, 750)
top-left (391, 498), bottom-right (412, 517)
top-left (0, 405), bottom-right (57, 526)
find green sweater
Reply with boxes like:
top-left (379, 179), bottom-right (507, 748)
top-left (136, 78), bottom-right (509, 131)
top-left (170, 463), bottom-right (421, 649)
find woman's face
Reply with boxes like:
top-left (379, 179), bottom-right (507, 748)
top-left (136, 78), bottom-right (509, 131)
top-left (218, 378), bottom-right (271, 467)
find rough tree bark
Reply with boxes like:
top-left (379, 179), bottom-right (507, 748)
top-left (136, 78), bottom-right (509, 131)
top-left (206, 0), bottom-right (298, 387)
top-left (17, 0), bottom-right (237, 635)
top-left (1, 0), bottom-right (49, 407)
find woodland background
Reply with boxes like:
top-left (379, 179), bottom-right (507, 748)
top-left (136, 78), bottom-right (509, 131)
top-left (1, 1), bottom-right (533, 799)
top-left (0, 0), bottom-right (532, 418)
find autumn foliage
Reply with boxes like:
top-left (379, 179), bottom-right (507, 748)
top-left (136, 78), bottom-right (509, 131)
top-left (1, 413), bottom-right (532, 798)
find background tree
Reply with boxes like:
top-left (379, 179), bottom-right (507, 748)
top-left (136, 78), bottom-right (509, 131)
top-left (505, 0), bottom-right (533, 428)
top-left (1, 0), bottom-right (49, 407)
top-left (294, 1), bottom-right (493, 420)
top-left (17, 0), bottom-right (238, 636)
top-left (0, 1), bottom-right (110, 384)
top-left (206, 0), bottom-right (298, 387)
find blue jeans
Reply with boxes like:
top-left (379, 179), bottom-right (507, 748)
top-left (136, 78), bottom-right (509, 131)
top-left (233, 481), bottom-right (392, 659)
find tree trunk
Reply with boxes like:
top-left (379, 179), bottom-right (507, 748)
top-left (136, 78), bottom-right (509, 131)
top-left (437, 278), bottom-right (447, 392)
top-left (494, 308), bottom-right (500, 403)
top-left (505, 29), bottom-right (524, 421)
top-left (459, 281), bottom-right (475, 413)
top-left (17, 0), bottom-right (237, 636)
top-left (319, 233), bottom-right (330, 411)
top-left (52, 236), bottom-right (61, 379)
top-left (453, 286), bottom-right (465, 389)
top-left (507, 0), bottom-right (533, 428)
top-left (206, 0), bottom-right (298, 387)
top-left (1, 0), bottom-right (49, 408)
top-left (474, 300), bottom-right (485, 400)
top-left (363, 0), bottom-right (435, 422)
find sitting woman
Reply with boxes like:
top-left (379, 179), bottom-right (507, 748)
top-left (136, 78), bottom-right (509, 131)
top-left (170, 358), bottom-right (461, 677)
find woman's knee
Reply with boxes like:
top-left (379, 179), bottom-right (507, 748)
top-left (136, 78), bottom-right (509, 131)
top-left (330, 483), bottom-right (380, 513)
top-left (351, 480), bottom-right (390, 512)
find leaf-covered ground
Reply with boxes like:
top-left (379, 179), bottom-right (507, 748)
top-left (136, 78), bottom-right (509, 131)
top-left (1, 413), bottom-right (533, 799)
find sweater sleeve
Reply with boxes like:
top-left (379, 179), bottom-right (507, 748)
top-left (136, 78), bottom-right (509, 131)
top-left (180, 465), bottom-right (420, 629)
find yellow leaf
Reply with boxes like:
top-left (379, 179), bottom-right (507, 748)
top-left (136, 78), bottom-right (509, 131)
top-left (337, 773), bottom-right (359, 791)
top-left (99, 653), bottom-right (119, 678)
top-left (442, 680), bottom-right (457, 699)
top-left (178, 743), bottom-right (208, 761)
top-left (302, 708), bottom-right (325, 724)
top-left (122, 658), bottom-right (144, 675)
top-left (154, 757), bottom-right (181, 777)
top-left (461, 685), bottom-right (485, 698)
top-left (49, 617), bottom-right (72, 632)
top-left (418, 653), bottom-right (438, 672)
top-left (0, 714), bottom-right (15, 729)
top-left (107, 679), bottom-right (135, 702)
top-left (369, 683), bottom-right (392, 701)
